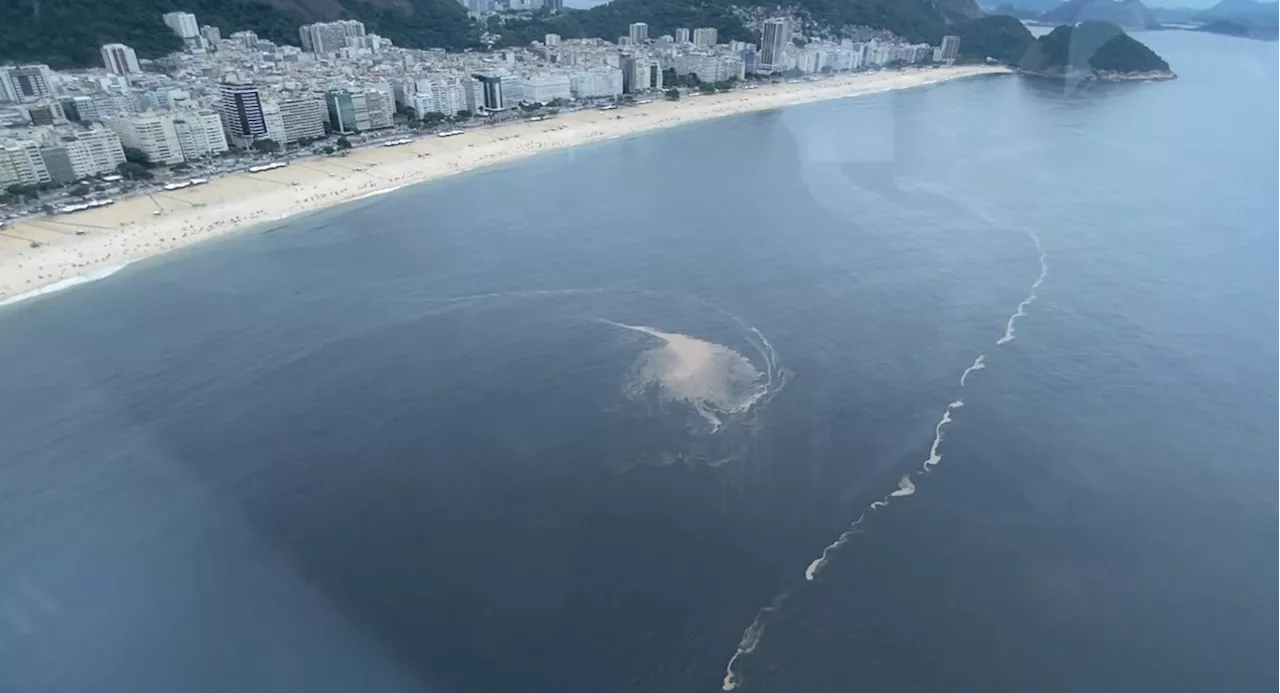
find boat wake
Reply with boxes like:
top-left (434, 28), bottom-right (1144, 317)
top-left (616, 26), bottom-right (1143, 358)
top-left (720, 209), bottom-right (1048, 691)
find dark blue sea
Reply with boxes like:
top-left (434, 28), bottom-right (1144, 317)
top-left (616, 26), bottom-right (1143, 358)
top-left (1, 30), bottom-right (1275, 693)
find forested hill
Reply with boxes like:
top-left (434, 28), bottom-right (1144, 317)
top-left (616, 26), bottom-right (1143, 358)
top-left (2, 0), bottom-right (981, 70)
top-left (0, 0), bottom-right (475, 69)
top-left (495, 0), bottom-right (981, 49)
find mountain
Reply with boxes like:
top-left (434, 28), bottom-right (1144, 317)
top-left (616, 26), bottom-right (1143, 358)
top-left (0, 0), bottom-right (476, 69)
top-left (1040, 0), bottom-right (1162, 29)
top-left (1019, 20), bottom-right (1173, 77)
top-left (1196, 0), bottom-right (1278, 33)
top-left (950, 13), bottom-right (1036, 62)
top-left (493, 0), bottom-right (979, 49)
top-left (988, 0), bottom-right (1062, 15)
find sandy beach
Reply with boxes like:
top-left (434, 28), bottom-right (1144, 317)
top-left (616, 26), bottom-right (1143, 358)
top-left (0, 65), bottom-right (1008, 304)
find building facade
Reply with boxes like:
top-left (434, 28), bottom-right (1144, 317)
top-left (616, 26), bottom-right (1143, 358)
top-left (628, 23), bottom-right (649, 44)
top-left (0, 139), bottom-right (50, 185)
top-left (300, 20), bottom-right (367, 54)
top-left (692, 28), bottom-right (718, 48)
top-left (163, 12), bottom-right (201, 39)
top-left (0, 65), bottom-right (56, 103)
top-left (172, 110), bottom-right (229, 159)
top-left (276, 97), bottom-right (326, 143)
top-left (759, 18), bottom-right (791, 73)
top-left (940, 35), bottom-right (961, 62)
top-left (100, 44), bottom-right (141, 76)
top-left (108, 113), bottom-right (184, 165)
top-left (219, 81), bottom-right (267, 147)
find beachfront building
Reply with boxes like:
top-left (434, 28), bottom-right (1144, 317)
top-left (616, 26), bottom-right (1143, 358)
top-left (299, 20), bottom-right (367, 54)
top-left (629, 23), bottom-right (649, 44)
top-left (55, 126), bottom-right (128, 179)
top-left (759, 18), bottom-right (792, 74)
top-left (673, 53), bottom-right (745, 83)
top-left (941, 35), bottom-right (961, 63)
top-left (692, 28), bottom-right (718, 48)
top-left (262, 102), bottom-right (287, 146)
top-left (472, 73), bottom-right (505, 111)
top-left (101, 44), bottom-right (142, 77)
top-left (163, 12), bottom-right (201, 40)
top-left (173, 110), bottom-right (229, 159)
top-left (219, 80), bottom-right (267, 148)
top-left (0, 139), bottom-right (51, 185)
top-left (274, 97), bottom-right (327, 143)
top-left (1, 65), bottom-right (56, 104)
top-left (569, 68), bottom-right (624, 99)
top-left (107, 113), bottom-right (185, 165)
top-left (325, 90), bottom-right (370, 133)
top-left (520, 73), bottom-right (572, 103)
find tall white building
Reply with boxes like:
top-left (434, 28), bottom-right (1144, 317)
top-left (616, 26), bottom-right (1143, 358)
top-left (261, 102), bottom-right (288, 146)
top-left (58, 126), bottom-right (127, 178)
top-left (162, 12), bottom-right (201, 39)
top-left (0, 139), bottom-right (50, 185)
top-left (276, 97), bottom-right (327, 143)
top-left (107, 113), bottom-right (184, 165)
top-left (299, 20), bottom-right (367, 54)
top-left (201, 25), bottom-right (222, 44)
top-left (675, 28), bottom-right (691, 43)
top-left (940, 35), bottom-right (961, 62)
top-left (629, 23), bottom-right (649, 44)
top-left (569, 68), bottom-right (624, 99)
top-left (544, 33), bottom-right (561, 47)
top-left (219, 80), bottom-right (268, 148)
top-left (172, 110), bottom-right (229, 159)
top-left (759, 18), bottom-right (791, 73)
top-left (692, 27), bottom-right (718, 48)
top-left (100, 44), bottom-right (141, 76)
top-left (0, 64), bottom-right (55, 103)
top-left (521, 73), bottom-right (572, 103)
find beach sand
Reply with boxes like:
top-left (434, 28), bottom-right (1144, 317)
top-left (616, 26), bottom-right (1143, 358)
top-left (0, 65), bottom-right (1008, 304)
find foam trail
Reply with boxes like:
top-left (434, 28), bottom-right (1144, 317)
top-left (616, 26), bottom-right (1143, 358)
top-left (0, 263), bottom-right (130, 308)
top-left (922, 401), bottom-right (963, 471)
top-left (722, 590), bottom-right (791, 691)
top-left (997, 232), bottom-right (1048, 345)
top-left (959, 354), bottom-right (985, 386)
top-left (888, 475), bottom-right (916, 497)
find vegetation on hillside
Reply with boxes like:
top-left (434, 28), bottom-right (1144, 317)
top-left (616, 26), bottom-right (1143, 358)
top-left (950, 14), bottom-right (1035, 64)
top-left (1020, 21), bottom-right (1171, 74)
top-left (0, 0), bottom-right (474, 69)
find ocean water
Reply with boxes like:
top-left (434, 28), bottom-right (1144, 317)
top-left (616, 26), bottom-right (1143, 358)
top-left (1, 31), bottom-right (1275, 693)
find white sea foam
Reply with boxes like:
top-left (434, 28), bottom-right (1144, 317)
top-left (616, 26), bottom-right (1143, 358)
top-left (889, 475), bottom-right (916, 497)
top-left (605, 321), bottom-right (768, 432)
top-left (0, 263), bottom-right (130, 308)
top-left (923, 401), bottom-right (963, 470)
top-left (997, 232), bottom-right (1048, 345)
top-left (960, 354), bottom-right (985, 386)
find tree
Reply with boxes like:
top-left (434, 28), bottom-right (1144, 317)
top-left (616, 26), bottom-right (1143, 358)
top-left (122, 146), bottom-right (152, 168)
top-left (547, 97), bottom-right (568, 107)
top-left (454, 109), bottom-right (473, 121)
top-left (116, 161), bottom-right (152, 180)
top-left (322, 146), bottom-right (336, 155)
top-left (5, 183), bottom-right (40, 201)
top-left (252, 138), bottom-right (281, 153)
top-left (336, 136), bottom-right (352, 150)
top-left (422, 111), bottom-right (448, 126)
top-left (68, 184), bottom-right (90, 197)
top-left (664, 87), bottom-right (680, 100)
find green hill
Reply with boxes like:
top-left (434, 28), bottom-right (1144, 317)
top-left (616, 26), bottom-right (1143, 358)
top-left (0, 0), bottom-right (476, 69)
top-left (949, 14), bottom-right (1035, 64)
top-left (1019, 21), bottom-right (1172, 75)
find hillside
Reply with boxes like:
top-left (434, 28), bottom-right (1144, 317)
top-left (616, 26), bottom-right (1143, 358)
top-left (1040, 0), bottom-right (1161, 30)
top-left (495, 0), bottom-right (984, 49)
top-left (1197, 0), bottom-right (1279, 35)
top-left (950, 14), bottom-right (1035, 63)
top-left (0, 0), bottom-right (475, 69)
top-left (1019, 20), bottom-right (1172, 76)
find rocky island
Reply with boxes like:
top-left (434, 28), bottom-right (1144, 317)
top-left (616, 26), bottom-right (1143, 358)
top-left (1018, 21), bottom-right (1176, 81)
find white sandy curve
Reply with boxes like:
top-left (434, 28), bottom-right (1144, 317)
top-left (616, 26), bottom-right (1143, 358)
top-left (0, 66), bottom-right (1008, 306)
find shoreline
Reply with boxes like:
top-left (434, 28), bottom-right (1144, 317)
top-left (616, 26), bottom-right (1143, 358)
top-left (0, 65), bottom-right (1009, 306)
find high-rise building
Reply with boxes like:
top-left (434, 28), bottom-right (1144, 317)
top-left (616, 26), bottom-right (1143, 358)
top-left (107, 113), bottom-right (185, 165)
top-left (276, 97), bottom-right (326, 143)
top-left (472, 73), bottom-right (504, 111)
top-left (172, 110), bottom-right (229, 159)
top-left (0, 139), bottom-right (50, 185)
top-left (0, 64), bottom-right (55, 103)
top-left (200, 25), bottom-right (222, 44)
top-left (299, 20), bottom-right (367, 54)
top-left (692, 27), bottom-right (718, 48)
top-left (230, 30), bottom-right (258, 48)
top-left (620, 54), bottom-right (653, 94)
top-left (261, 102), bottom-right (288, 146)
top-left (544, 33), bottom-right (561, 47)
top-left (101, 44), bottom-right (141, 76)
top-left (545, 0), bottom-right (564, 11)
top-left (162, 11), bottom-right (200, 39)
top-left (629, 22), bottom-right (649, 43)
top-left (759, 18), bottom-right (791, 73)
top-left (675, 28), bottom-right (691, 43)
top-left (325, 91), bottom-right (371, 133)
top-left (940, 35), bottom-right (961, 62)
top-left (219, 80), bottom-right (267, 148)
top-left (59, 126), bottom-right (127, 178)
